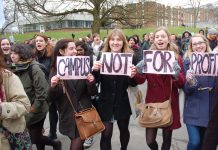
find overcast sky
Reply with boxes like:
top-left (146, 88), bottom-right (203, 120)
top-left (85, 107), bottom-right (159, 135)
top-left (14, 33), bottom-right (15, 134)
top-left (157, 0), bottom-right (218, 7)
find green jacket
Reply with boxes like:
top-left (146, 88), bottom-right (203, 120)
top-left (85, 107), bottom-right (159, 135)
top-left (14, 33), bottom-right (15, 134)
top-left (11, 60), bottom-right (49, 126)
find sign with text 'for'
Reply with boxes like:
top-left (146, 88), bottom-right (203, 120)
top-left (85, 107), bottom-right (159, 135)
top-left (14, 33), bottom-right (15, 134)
top-left (142, 50), bottom-right (175, 74)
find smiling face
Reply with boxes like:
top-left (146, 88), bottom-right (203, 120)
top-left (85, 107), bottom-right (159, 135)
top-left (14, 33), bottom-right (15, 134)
top-left (109, 34), bottom-right (124, 53)
top-left (35, 36), bottom-right (47, 51)
top-left (10, 52), bottom-right (20, 63)
top-left (59, 42), bottom-right (77, 56)
top-left (191, 36), bottom-right (206, 53)
top-left (1, 39), bottom-right (11, 55)
top-left (154, 30), bottom-right (170, 50)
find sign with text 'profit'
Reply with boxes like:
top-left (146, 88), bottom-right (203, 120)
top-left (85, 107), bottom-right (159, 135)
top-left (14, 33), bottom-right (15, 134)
top-left (142, 50), bottom-right (175, 74)
top-left (100, 52), bottom-right (133, 76)
top-left (57, 56), bottom-right (90, 80)
top-left (190, 52), bottom-right (218, 76)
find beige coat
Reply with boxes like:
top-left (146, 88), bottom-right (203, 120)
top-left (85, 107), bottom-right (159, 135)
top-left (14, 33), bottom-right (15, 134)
top-left (0, 70), bottom-right (30, 150)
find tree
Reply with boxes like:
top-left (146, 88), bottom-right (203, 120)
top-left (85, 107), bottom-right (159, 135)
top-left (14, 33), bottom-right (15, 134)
top-left (12, 0), bottom-right (136, 34)
top-left (0, 0), bottom-right (17, 34)
top-left (189, 0), bottom-right (201, 27)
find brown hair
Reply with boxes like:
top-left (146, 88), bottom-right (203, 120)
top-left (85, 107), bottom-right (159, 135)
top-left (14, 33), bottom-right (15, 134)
top-left (34, 33), bottom-right (53, 57)
top-left (0, 50), bottom-right (7, 84)
top-left (51, 39), bottom-right (74, 72)
top-left (150, 26), bottom-right (179, 58)
top-left (102, 29), bottom-right (132, 53)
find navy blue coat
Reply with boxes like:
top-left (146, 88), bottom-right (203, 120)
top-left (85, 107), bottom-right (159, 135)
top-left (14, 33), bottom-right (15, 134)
top-left (183, 58), bottom-right (216, 127)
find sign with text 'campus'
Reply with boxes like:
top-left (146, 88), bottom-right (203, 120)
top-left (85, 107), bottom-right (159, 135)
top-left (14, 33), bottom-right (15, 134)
top-left (190, 52), bottom-right (218, 76)
top-left (57, 56), bottom-right (90, 80)
top-left (100, 52), bottom-right (133, 76)
top-left (142, 50), bottom-right (175, 74)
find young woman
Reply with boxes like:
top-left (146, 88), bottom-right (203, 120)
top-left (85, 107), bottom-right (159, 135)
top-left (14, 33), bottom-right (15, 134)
top-left (10, 44), bottom-right (61, 150)
top-left (133, 27), bottom-right (185, 150)
top-left (183, 34), bottom-right (216, 150)
top-left (0, 49), bottom-right (30, 150)
top-left (34, 33), bottom-right (58, 139)
top-left (0, 38), bottom-right (12, 67)
top-left (50, 39), bottom-right (97, 150)
top-left (92, 29), bottom-right (137, 150)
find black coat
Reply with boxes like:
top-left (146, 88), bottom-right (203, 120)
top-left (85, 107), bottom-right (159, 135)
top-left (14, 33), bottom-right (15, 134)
top-left (49, 75), bottom-right (97, 138)
top-left (201, 76), bottom-right (218, 150)
top-left (92, 71), bottom-right (137, 121)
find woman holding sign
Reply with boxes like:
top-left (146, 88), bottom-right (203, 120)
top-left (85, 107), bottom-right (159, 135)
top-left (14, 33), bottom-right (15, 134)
top-left (92, 29), bottom-right (138, 150)
top-left (134, 26), bottom-right (185, 150)
top-left (50, 39), bottom-right (97, 150)
top-left (183, 34), bottom-right (216, 150)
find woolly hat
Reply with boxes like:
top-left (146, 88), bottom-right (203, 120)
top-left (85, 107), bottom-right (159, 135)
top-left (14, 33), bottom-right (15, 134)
top-left (208, 28), bottom-right (217, 35)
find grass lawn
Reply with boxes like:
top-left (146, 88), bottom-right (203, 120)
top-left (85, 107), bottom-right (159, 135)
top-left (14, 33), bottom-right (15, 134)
top-left (0, 26), bottom-right (202, 43)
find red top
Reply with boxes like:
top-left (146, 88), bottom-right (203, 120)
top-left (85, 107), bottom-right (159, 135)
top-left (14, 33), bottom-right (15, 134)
top-left (134, 57), bottom-right (185, 130)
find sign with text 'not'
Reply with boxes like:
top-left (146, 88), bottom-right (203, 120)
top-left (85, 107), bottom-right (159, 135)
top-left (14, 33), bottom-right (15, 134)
top-left (100, 52), bottom-right (133, 76)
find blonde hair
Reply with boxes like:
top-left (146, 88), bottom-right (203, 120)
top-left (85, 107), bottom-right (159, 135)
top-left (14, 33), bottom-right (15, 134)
top-left (102, 29), bottom-right (132, 53)
top-left (183, 34), bottom-right (212, 59)
top-left (150, 26), bottom-right (179, 58)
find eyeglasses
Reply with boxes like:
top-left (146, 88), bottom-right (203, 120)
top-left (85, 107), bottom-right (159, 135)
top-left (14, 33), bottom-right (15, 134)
top-left (192, 41), bottom-right (206, 47)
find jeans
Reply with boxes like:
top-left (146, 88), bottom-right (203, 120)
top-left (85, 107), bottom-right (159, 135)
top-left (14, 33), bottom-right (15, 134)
top-left (186, 124), bottom-right (206, 150)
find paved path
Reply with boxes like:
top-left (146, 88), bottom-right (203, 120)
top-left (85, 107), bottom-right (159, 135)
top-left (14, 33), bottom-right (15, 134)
top-left (33, 116), bottom-right (188, 150)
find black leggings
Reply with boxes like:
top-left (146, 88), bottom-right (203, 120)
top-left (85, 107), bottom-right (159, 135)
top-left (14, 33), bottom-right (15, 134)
top-left (146, 128), bottom-right (172, 150)
top-left (28, 117), bottom-right (58, 150)
top-left (69, 137), bottom-right (84, 150)
top-left (100, 117), bottom-right (130, 150)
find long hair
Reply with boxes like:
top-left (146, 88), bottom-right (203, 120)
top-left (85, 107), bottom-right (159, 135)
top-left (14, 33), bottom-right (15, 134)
top-left (0, 50), bottom-right (6, 85)
top-left (150, 26), bottom-right (179, 58)
top-left (102, 29), bottom-right (132, 53)
top-left (51, 39), bottom-right (74, 72)
top-left (183, 34), bottom-right (211, 59)
top-left (34, 34), bottom-right (53, 57)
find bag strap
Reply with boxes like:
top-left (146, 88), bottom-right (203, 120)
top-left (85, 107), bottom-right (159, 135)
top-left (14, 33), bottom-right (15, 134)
top-left (60, 80), bottom-right (77, 113)
top-left (169, 79), bottom-right (172, 102)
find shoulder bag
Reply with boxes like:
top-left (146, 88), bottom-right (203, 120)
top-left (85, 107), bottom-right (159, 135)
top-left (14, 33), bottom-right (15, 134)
top-left (137, 80), bottom-right (173, 128)
top-left (61, 81), bottom-right (105, 140)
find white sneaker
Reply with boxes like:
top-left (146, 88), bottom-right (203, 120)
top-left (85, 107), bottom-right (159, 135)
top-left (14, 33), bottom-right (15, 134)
top-left (83, 137), bottom-right (94, 148)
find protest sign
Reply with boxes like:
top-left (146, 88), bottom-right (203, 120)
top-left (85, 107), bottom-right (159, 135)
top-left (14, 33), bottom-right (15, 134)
top-left (100, 52), bottom-right (133, 76)
top-left (57, 56), bottom-right (90, 79)
top-left (190, 52), bottom-right (218, 76)
top-left (142, 50), bottom-right (175, 74)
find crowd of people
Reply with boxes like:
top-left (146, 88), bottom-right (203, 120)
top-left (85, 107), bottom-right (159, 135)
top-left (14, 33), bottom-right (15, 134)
top-left (0, 26), bottom-right (217, 150)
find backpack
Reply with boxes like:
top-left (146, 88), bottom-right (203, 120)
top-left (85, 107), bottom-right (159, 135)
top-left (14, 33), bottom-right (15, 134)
top-left (28, 63), bottom-right (50, 82)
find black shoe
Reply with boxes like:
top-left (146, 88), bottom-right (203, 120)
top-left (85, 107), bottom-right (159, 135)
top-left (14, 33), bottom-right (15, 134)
top-left (53, 140), bottom-right (62, 150)
top-left (48, 133), bottom-right (57, 140)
